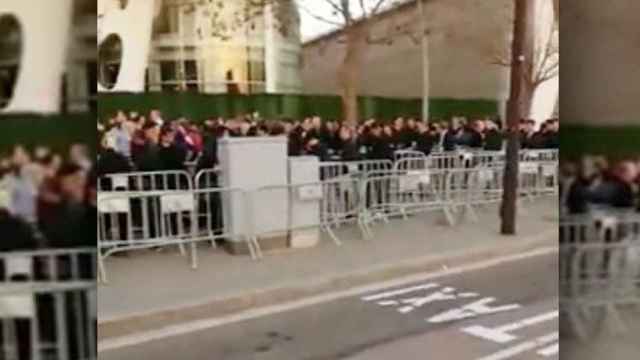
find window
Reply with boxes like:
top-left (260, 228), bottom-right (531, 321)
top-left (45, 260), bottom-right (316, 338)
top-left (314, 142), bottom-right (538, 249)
top-left (160, 61), bottom-right (177, 91)
top-left (184, 60), bottom-right (199, 91)
top-left (98, 34), bottom-right (122, 89)
top-left (247, 47), bottom-right (265, 94)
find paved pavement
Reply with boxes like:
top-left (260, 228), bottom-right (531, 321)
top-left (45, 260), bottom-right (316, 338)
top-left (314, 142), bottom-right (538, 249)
top-left (560, 308), bottom-right (640, 360)
top-left (99, 250), bottom-right (558, 359)
top-left (99, 198), bottom-right (558, 337)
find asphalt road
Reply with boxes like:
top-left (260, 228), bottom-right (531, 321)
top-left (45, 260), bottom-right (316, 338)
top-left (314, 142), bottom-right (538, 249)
top-left (99, 252), bottom-right (558, 360)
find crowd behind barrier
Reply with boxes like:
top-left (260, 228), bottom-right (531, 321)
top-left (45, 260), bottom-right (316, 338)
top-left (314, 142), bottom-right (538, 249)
top-left (98, 145), bottom-right (558, 283)
top-left (0, 144), bottom-right (97, 360)
top-left (97, 110), bottom-right (559, 181)
top-left (559, 154), bottom-right (640, 340)
top-left (561, 155), bottom-right (640, 215)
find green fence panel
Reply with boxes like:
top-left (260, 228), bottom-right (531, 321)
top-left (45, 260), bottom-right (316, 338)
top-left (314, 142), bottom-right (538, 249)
top-left (358, 97), bottom-right (377, 120)
top-left (281, 94), bottom-right (303, 119)
top-left (0, 113), bottom-right (95, 154)
top-left (251, 94), bottom-right (281, 119)
top-left (562, 125), bottom-right (640, 159)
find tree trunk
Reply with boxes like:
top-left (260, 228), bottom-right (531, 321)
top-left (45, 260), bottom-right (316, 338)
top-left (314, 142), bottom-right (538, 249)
top-left (501, 0), bottom-right (535, 235)
top-left (338, 26), bottom-right (366, 126)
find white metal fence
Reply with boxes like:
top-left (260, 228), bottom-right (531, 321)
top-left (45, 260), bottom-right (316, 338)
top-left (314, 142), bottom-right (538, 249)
top-left (560, 214), bottom-right (640, 340)
top-left (97, 150), bottom-right (558, 282)
top-left (0, 248), bottom-right (96, 360)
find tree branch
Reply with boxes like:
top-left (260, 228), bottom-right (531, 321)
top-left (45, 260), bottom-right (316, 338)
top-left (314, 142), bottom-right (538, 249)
top-left (298, 2), bottom-right (344, 27)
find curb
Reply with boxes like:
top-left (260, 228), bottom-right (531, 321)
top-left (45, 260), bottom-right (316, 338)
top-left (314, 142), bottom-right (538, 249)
top-left (98, 229), bottom-right (557, 342)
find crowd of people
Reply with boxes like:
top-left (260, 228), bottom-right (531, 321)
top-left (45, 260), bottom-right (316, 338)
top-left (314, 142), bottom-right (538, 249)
top-left (561, 155), bottom-right (640, 214)
top-left (0, 143), bottom-right (95, 252)
top-left (98, 109), bottom-right (560, 180)
top-left (0, 143), bottom-right (96, 360)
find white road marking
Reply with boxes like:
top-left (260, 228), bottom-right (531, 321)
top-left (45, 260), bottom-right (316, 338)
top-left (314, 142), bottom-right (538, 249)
top-left (537, 343), bottom-right (558, 357)
top-left (477, 332), bottom-right (558, 360)
top-left (397, 287), bottom-right (458, 313)
top-left (99, 246), bottom-right (557, 352)
top-left (362, 283), bottom-right (440, 301)
top-left (462, 310), bottom-right (558, 343)
top-left (428, 298), bottom-right (521, 324)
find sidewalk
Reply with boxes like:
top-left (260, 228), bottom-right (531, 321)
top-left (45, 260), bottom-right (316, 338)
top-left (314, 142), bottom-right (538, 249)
top-left (98, 197), bottom-right (558, 340)
top-left (561, 309), bottom-right (640, 360)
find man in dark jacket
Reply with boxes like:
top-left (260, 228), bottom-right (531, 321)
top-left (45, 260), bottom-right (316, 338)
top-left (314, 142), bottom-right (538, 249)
top-left (133, 122), bottom-right (163, 173)
top-left (367, 123), bottom-right (393, 160)
top-left (337, 126), bottom-right (360, 161)
top-left (415, 121), bottom-right (435, 156)
top-left (467, 120), bottom-right (485, 149)
top-left (97, 135), bottom-right (132, 191)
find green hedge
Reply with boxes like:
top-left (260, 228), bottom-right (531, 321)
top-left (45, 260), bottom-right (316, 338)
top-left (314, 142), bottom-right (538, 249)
top-left (98, 92), bottom-right (498, 122)
top-left (0, 113), bottom-right (95, 154)
top-left (562, 124), bottom-right (640, 159)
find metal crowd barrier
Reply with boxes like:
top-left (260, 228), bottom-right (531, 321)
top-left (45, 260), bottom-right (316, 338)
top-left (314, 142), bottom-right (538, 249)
top-left (560, 214), bottom-right (640, 340)
top-left (521, 149), bottom-right (559, 162)
top-left (98, 170), bottom-right (193, 192)
top-left (318, 160), bottom-right (393, 181)
top-left (358, 169), bottom-right (452, 238)
top-left (194, 167), bottom-right (222, 189)
top-left (393, 150), bottom-right (426, 163)
top-left (97, 188), bottom-right (250, 282)
top-left (96, 153), bottom-right (558, 281)
top-left (0, 248), bottom-right (96, 360)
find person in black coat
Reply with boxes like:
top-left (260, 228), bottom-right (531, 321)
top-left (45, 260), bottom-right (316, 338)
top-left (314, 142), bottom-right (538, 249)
top-left (97, 135), bottom-right (133, 191)
top-left (133, 122), bottom-right (163, 174)
top-left (337, 126), bottom-right (360, 161)
top-left (0, 208), bottom-right (37, 251)
top-left (159, 126), bottom-right (187, 171)
top-left (443, 123), bottom-right (461, 152)
top-left (467, 120), bottom-right (485, 149)
top-left (608, 162), bottom-right (636, 208)
top-left (368, 123), bottom-right (393, 161)
top-left (415, 122), bottom-right (435, 156)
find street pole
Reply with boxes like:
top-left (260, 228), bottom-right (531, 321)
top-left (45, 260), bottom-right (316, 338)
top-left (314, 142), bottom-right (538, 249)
top-left (501, 0), bottom-right (535, 235)
top-left (417, 0), bottom-right (429, 123)
top-left (178, 4), bottom-right (186, 91)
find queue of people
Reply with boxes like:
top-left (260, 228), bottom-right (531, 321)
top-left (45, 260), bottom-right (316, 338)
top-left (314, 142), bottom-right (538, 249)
top-left (98, 109), bottom-right (560, 180)
top-left (0, 143), bottom-right (95, 251)
top-left (561, 155), bottom-right (640, 214)
top-left (0, 143), bottom-right (96, 360)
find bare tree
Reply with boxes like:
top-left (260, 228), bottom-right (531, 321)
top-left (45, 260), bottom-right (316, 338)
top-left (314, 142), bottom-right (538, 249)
top-left (490, 4), bottom-right (558, 117)
top-left (296, 0), bottom-right (421, 125)
top-left (501, 0), bottom-right (535, 235)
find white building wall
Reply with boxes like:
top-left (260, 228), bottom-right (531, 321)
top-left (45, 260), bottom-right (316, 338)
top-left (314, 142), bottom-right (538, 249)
top-left (98, 0), bottom-right (156, 92)
top-left (0, 0), bottom-right (73, 114)
top-left (302, 0), bottom-right (558, 123)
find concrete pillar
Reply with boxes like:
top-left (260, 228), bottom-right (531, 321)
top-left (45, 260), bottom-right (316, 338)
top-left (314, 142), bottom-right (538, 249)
top-left (98, 0), bottom-right (155, 93)
top-left (562, 0), bottom-right (640, 125)
top-left (218, 137), bottom-right (289, 254)
top-left (66, 62), bottom-right (89, 113)
top-left (264, 3), bottom-right (279, 93)
top-left (0, 0), bottom-right (73, 114)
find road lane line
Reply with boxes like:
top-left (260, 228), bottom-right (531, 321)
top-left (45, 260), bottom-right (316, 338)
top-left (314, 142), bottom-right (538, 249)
top-left (477, 332), bottom-right (558, 360)
top-left (99, 246), bottom-right (557, 353)
top-left (537, 343), bottom-right (558, 357)
top-left (462, 310), bottom-right (558, 343)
